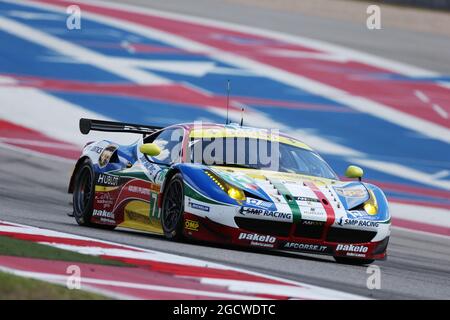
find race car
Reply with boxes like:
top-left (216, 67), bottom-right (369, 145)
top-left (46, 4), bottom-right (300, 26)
top-left (69, 118), bottom-right (390, 265)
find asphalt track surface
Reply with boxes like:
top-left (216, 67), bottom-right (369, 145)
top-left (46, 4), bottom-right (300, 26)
top-left (0, 0), bottom-right (449, 299)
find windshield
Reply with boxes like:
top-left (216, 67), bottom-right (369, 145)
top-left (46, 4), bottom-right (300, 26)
top-left (189, 137), bottom-right (337, 180)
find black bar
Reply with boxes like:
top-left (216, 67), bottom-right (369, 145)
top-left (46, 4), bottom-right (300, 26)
top-left (79, 118), bottom-right (163, 135)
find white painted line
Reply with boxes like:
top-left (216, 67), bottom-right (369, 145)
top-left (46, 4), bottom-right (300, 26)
top-left (264, 49), bottom-right (349, 63)
top-left (0, 137), bottom-right (79, 150)
top-left (117, 59), bottom-right (217, 77)
top-left (390, 202), bottom-right (450, 229)
top-left (0, 87), bottom-right (141, 146)
top-left (414, 90), bottom-right (448, 119)
top-left (0, 141), bottom-right (75, 163)
top-left (6, 10), bottom-right (62, 20)
top-left (350, 158), bottom-right (450, 191)
top-left (432, 104), bottom-right (448, 119)
top-left (0, 15), bottom-right (168, 85)
top-left (391, 226), bottom-right (450, 240)
top-left (414, 90), bottom-right (430, 104)
top-left (430, 170), bottom-right (449, 179)
top-left (199, 278), bottom-right (364, 300)
top-left (0, 266), bottom-right (136, 300)
top-left (0, 267), bottom-right (263, 300)
top-left (0, 75), bottom-right (17, 85)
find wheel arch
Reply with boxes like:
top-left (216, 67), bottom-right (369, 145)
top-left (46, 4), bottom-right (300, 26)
top-left (68, 156), bottom-right (92, 194)
top-left (159, 167), bottom-right (182, 207)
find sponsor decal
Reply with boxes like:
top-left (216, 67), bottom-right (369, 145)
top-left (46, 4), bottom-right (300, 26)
top-left (284, 242), bottom-right (328, 252)
top-left (347, 210), bottom-right (379, 221)
top-left (337, 217), bottom-right (379, 228)
top-left (299, 206), bottom-right (323, 216)
top-left (336, 244), bottom-right (369, 253)
top-left (346, 252), bottom-right (367, 258)
top-left (294, 196), bottom-right (320, 203)
top-left (248, 241), bottom-right (274, 248)
top-left (246, 198), bottom-right (274, 209)
top-left (139, 155), bottom-right (163, 181)
top-left (155, 169), bottom-right (167, 184)
top-left (127, 185), bottom-right (151, 196)
top-left (185, 219), bottom-right (199, 231)
top-left (95, 192), bottom-right (114, 209)
top-left (300, 220), bottom-right (324, 226)
top-left (188, 201), bottom-right (210, 212)
top-left (240, 207), bottom-right (292, 221)
top-left (90, 146), bottom-right (104, 154)
top-left (97, 174), bottom-right (119, 186)
top-left (238, 232), bottom-right (276, 244)
top-left (149, 183), bottom-right (161, 193)
top-left (98, 145), bottom-right (118, 168)
top-left (93, 209), bottom-right (115, 219)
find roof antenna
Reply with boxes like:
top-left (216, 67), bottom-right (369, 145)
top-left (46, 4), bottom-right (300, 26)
top-left (225, 80), bottom-right (230, 125)
top-left (240, 107), bottom-right (244, 126)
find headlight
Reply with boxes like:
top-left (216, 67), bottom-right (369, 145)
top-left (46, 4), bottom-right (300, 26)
top-left (363, 189), bottom-right (378, 215)
top-left (204, 170), bottom-right (246, 202)
top-left (227, 187), bottom-right (246, 201)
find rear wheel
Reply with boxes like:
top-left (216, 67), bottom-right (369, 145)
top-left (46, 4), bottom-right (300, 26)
top-left (334, 256), bottom-right (375, 265)
top-left (72, 159), bottom-right (115, 230)
top-left (161, 173), bottom-right (185, 241)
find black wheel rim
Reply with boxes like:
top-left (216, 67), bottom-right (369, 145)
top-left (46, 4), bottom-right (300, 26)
top-left (163, 179), bottom-right (183, 231)
top-left (74, 167), bottom-right (93, 216)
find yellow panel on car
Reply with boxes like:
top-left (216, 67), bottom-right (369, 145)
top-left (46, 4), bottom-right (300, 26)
top-left (119, 200), bottom-right (163, 234)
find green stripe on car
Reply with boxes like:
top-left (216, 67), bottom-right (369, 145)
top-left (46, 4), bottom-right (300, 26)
top-left (270, 179), bottom-right (301, 223)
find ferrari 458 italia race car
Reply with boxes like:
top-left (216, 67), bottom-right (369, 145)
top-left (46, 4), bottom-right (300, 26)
top-left (69, 118), bottom-right (390, 265)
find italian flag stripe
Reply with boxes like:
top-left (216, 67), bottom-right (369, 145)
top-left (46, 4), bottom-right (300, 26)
top-left (304, 181), bottom-right (335, 226)
top-left (270, 179), bottom-right (301, 223)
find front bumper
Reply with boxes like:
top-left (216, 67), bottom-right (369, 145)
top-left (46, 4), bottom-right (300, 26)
top-left (183, 212), bottom-right (390, 260)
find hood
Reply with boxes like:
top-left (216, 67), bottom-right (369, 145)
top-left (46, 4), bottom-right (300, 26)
top-left (209, 166), bottom-right (369, 211)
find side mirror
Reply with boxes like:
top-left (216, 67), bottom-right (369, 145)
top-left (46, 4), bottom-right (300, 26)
top-left (345, 165), bottom-right (364, 181)
top-left (139, 143), bottom-right (161, 157)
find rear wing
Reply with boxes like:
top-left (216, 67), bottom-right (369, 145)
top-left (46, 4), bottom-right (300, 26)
top-left (79, 118), bottom-right (163, 136)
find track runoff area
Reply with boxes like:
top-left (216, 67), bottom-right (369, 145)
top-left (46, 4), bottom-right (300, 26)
top-left (0, 0), bottom-right (448, 304)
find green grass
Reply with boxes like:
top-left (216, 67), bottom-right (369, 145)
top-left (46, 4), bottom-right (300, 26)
top-left (0, 235), bottom-right (129, 267)
top-left (0, 271), bottom-right (110, 300)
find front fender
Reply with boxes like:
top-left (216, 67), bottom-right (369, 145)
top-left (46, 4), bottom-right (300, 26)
top-left (363, 183), bottom-right (390, 222)
top-left (173, 163), bottom-right (238, 206)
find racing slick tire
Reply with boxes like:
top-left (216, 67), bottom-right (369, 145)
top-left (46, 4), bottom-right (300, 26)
top-left (334, 256), bottom-right (375, 265)
top-left (72, 159), bottom-right (115, 230)
top-left (161, 173), bottom-right (185, 241)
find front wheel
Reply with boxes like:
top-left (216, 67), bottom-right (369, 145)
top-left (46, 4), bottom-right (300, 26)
top-left (334, 256), bottom-right (375, 265)
top-left (161, 173), bottom-right (185, 241)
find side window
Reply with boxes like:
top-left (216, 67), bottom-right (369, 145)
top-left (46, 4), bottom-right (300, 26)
top-left (146, 128), bottom-right (184, 165)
